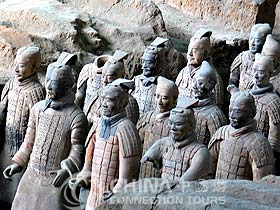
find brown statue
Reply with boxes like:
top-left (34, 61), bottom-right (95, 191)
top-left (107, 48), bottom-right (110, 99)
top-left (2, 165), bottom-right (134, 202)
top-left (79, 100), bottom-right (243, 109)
top-left (141, 97), bottom-right (210, 181)
top-left (261, 34), bottom-right (280, 96)
top-left (85, 50), bottom-right (139, 127)
top-left (137, 76), bottom-right (178, 179)
top-left (176, 30), bottom-right (224, 107)
top-left (70, 79), bottom-right (141, 210)
top-left (0, 46), bottom-right (45, 206)
top-left (75, 54), bottom-right (111, 110)
top-left (250, 53), bottom-right (280, 175)
top-left (191, 61), bottom-right (227, 145)
top-left (209, 91), bottom-right (274, 180)
top-left (3, 63), bottom-right (88, 210)
top-left (228, 23), bottom-right (272, 94)
top-left (131, 37), bottom-right (169, 114)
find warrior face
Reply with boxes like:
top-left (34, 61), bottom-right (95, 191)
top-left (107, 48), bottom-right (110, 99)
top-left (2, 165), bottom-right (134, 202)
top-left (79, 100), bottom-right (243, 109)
top-left (14, 55), bottom-right (34, 82)
top-left (168, 110), bottom-right (193, 142)
top-left (14, 46), bottom-right (41, 82)
top-left (45, 64), bottom-right (73, 100)
top-left (155, 90), bottom-right (176, 113)
top-left (253, 54), bottom-right (273, 88)
top-left (141, 50), bottom-right (157, 77)
top-left (249, 34), bottom-right (265, 54)
top-left (192, 75), bottom-right (211, 100)
top-left (101, 87), bottom-right (126, 117)
top-left (102, 59), bottom-right (125, 86)
top-left (229, 96), bottom-right (254, 129)
top-left (187, 40), bottom-right (206, 67)
top-left (253, 63), bottom-right (271, 88)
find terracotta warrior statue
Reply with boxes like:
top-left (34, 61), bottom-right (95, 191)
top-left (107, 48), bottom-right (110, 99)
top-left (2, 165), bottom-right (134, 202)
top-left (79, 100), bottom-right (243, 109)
top-left (208, 91), bottom-right (274, 180)
top-left (3, 63), bottom-right (88, 210)
top-left (176, 29), bottom-right (224, 107)
top-left (261, 34), bottom-right (280, 96)
top-left (75, 54), bottom-right (111, 110)
top-left (0, 46), bottom-right (45, 206)
top-left (69, 79), bottom-right (141, 210)
top-left (228, 23), bottom-right (272, 94)
top-left (250, 53), bottom-right (280, 175)
top-left (141, 97), bottom-right (210, 181)
top-left (131, 37), bottom-right (169, 114)
top-left (137, 76), bottom-right (178, 179)
top-left (85, 50), bottom-right (139, 127)
top-left (191, 61), bottom-right (227, 146)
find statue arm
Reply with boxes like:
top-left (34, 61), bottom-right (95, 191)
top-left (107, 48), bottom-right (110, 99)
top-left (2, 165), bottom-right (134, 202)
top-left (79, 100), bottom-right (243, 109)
top-left (181, 147), bottom-right (211, 181)
top-left (114, 121), bottom-right (142, 192)
top-left (251, 163), bottom-right (274, 181)
top-left (0, 80), bottom-right (11, 126)
top-left (249, 137), bottom-right (275, 181)
top-left (208, 136), bottom-right (221, 178)
top-left (75, 64), bottom-right (91, 108)
top-left (75, 82), bottom-right (87, 108)
top-left (267, 101), bottom-right (280, 153)
top-left (113, 154), bottom-right (140, 193)
top-left (141, 138), bottom-right (164, 164)
top-left (60, 112), bottom-right (89, 175)
top-left (228, 53), bottom-right (242, 93)
top-left (12, 104), bottom-right (38, 167)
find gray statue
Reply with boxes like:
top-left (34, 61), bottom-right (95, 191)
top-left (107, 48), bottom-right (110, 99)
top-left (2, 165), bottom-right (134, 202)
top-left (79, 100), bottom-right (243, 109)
top-left (209, 91), bottom-right (274, 180)
top-left (0, 46), bottom-right (45, 206)
top-left (75, 54), bottom-right (111, 109)
top-left (85, 50), bottom-right (139, 127)
top-left (70, 79), bottom-right (141, 210)
top-left (261, 34), bottom-right (280, 96)
top-left (137, 76), bottom-right (178, 179)
top-left (131, 37), bottom-right (169, 114)
top-left (141, 97), bottom-right (210, 181)
top-left (3, 63), bottom-right (88, 210)
top-left (250, 53), bottom-right (280, 175)
top-left (191, 61), bottom-right (227, 145)
top-left (228, 23), bottom-right (272, 94)
top-left (176, 30), bottom-right (224, 107)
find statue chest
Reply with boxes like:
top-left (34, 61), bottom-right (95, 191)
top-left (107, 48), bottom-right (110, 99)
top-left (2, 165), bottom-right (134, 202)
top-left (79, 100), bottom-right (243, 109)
top-left (30, 111), bottom-right (70, 174)
top-left (92, 135), bottom-right (120, 183)
top-left (216, 137), bottom-right (252, 180)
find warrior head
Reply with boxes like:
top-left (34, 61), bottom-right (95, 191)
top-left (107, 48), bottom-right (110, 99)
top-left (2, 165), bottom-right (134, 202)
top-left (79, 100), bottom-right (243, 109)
top-left (187, 30), bottom-right (212, 67)
top-left (156, 76), bottom-right (179, 113)
top-left (102, 50), bottom-right (128, 86)
top-left (141, 37), bottom-right (169, 77)
top-left (101, 79), bottom-right (134, 117)
top-left (261, 34), bottom-right (280, 70)
top-left (249, 23), bottom-right (271, 54)
top-left (168, 97), bottom-right (198, 142)
top-left (229, 91), bottom-right (256, 129)
top-left (192, 61), bottom-right (217, 100)
top-left (253, 53), bottom-right (273, 88)
top-left (14, 46), bottom-right (41, 82)
top-left (45, 62), bottom-right (74, 100)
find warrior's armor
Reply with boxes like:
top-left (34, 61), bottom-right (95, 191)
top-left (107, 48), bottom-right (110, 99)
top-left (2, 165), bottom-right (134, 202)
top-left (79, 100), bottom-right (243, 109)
top-left (229, 50), bottom-right (255, 90)
top-left (84, 113), bottom-right (141, 209)
top-left (131, 75), bottom-right (157, 114)
top-left (137, 111), bottom-right (170, 178)
top-left (11, 96), bottom-right (88, 210)
top-left (208, 121), bottom-right (274, 180)
top-left (270, 66), bottom-right (280, 96)
top-left (176, 64), bottom-right (224, 107)
top-left (144, 133), bottom-right (208, 180)
top-left (75, 55), bottom-right (110, 110)
top-left (0, 75), bottom-right (45, 204)
top-left (250, 85), bottom-right (280, 154)
top-left (193, 97), bottom-right (227, 145)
